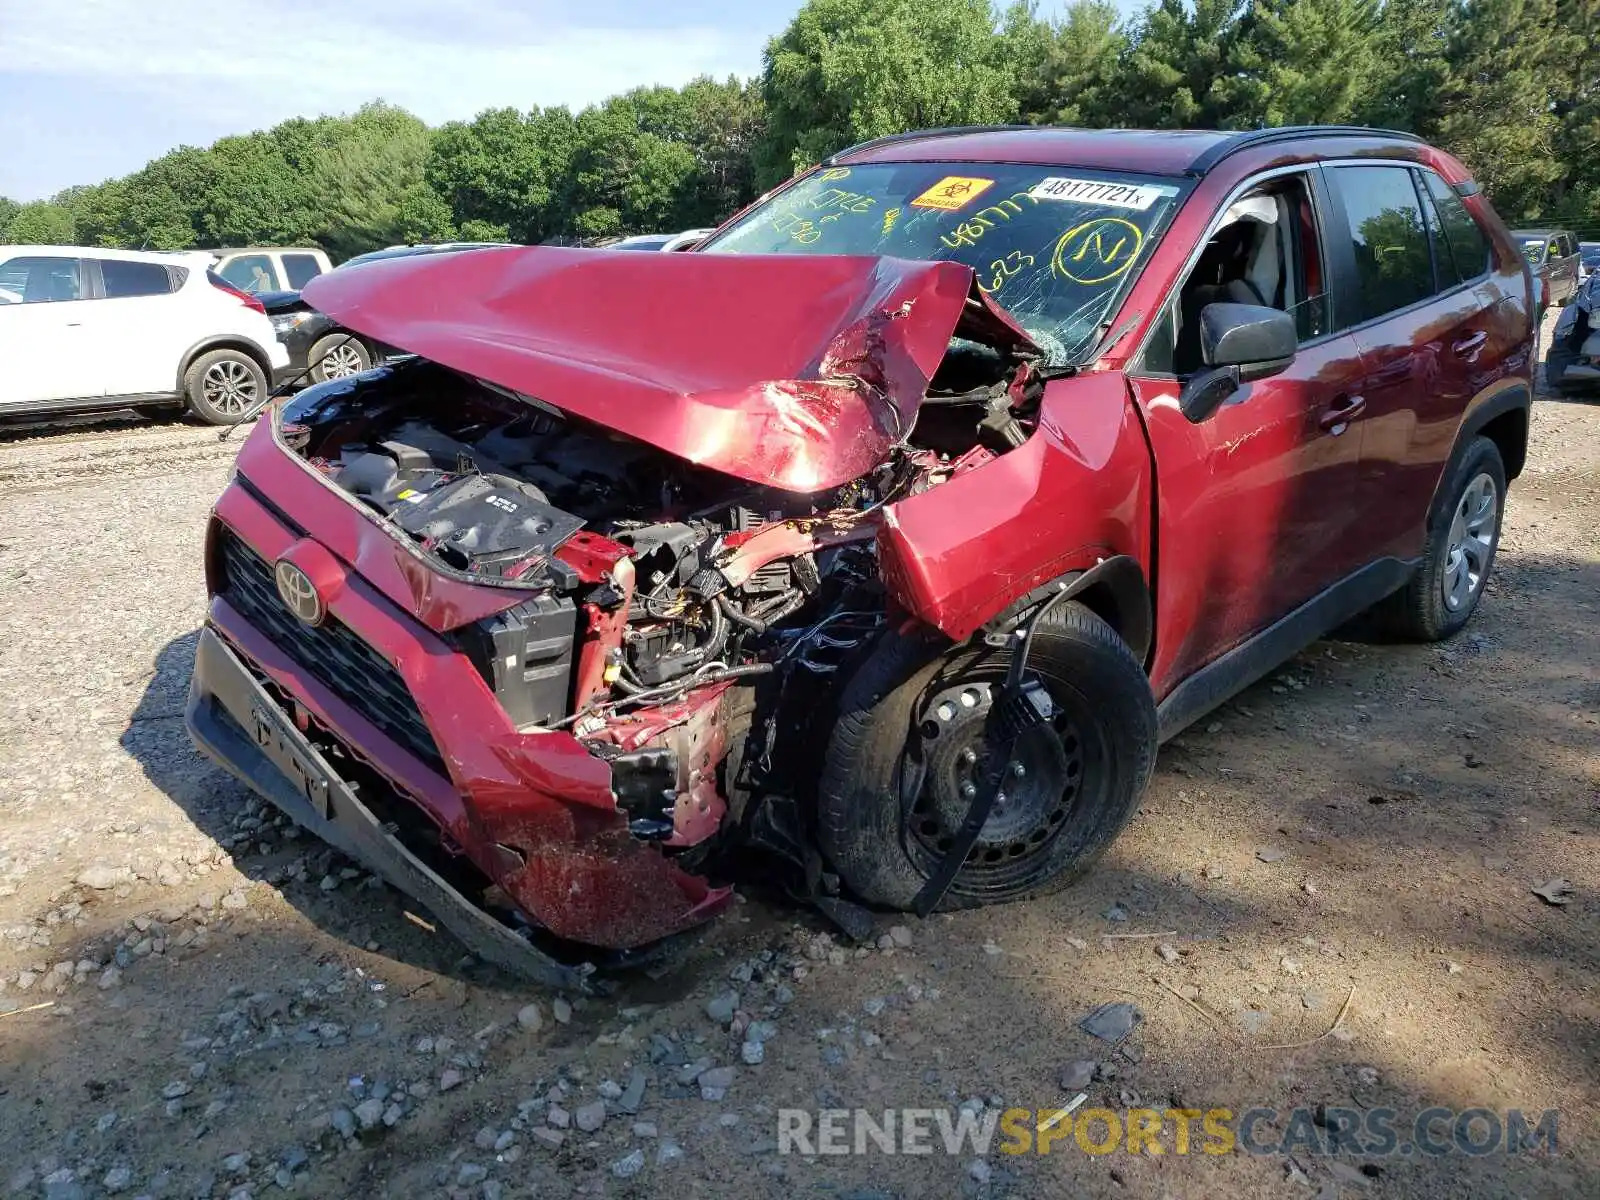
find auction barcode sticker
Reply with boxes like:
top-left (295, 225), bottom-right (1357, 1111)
top-left (1027, 177), bottom-right (1172, 210)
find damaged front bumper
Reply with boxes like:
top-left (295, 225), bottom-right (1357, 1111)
top-left (186, 626), bottom-right (597, 989)
top-left (186, 480), bottom-right (733, 985)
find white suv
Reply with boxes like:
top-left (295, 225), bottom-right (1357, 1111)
top-left (0, 246), bottom-right (290, 425)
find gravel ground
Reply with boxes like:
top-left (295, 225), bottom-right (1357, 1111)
top-left (0, 352), bottom-right (1595, 1199)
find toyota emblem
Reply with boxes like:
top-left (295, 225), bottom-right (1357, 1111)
top-left (274, 559), bottom-right (325, 626)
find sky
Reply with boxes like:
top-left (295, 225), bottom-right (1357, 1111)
top-left (0, 0), bottom-right (1104, 202)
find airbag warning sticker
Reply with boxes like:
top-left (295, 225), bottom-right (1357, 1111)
top-left (1028, 177), bottom-right (1170, 209)
top-left (910, 176), bottom-right (995, 211)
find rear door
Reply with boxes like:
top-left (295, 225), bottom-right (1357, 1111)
top-left (81, 257), bottom-right (190, 395)
top-left (1324, 163), bottom-right (1500, 562)
top-left (0, 255), bottom-right (98, 407)
top-left (1129, 166), bottom-right (1372, 695)
top-left (281, 252), bottom-right (325, 289)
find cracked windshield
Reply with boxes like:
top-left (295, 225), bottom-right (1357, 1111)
top-left (704, 163), bottom-right (1189, 365)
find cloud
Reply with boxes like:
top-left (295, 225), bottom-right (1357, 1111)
top-left (0, 0), bottom-right (770, 198)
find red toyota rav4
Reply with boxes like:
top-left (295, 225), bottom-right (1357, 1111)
top-left (186, 126), bottom-right (1533, 987)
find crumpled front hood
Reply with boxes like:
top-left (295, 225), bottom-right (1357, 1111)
top-left (302, 246), bottom-right (1035, 492)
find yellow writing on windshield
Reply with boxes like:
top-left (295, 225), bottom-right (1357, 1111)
top-left (1051, 217), bottom-right (1144, 285)
top-left (939, 193), bottom-right (1038, 250)
top-left (980, 251), bottom-right (1036, 294)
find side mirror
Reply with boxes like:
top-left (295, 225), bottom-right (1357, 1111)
top-left (1201, 302), bottom-right (1297, 380)
top-left (1179, 302), bottom-right (1298, 424)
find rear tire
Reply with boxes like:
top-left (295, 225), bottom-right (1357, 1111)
top-left (309, 334), bottom-right (372, 383)
top-left (184, 349), bottom-right (267, 425)
top-left (1373, 436), bottom-right (1505, 641)
top-left (816, 602), bottom-right (1156, 912)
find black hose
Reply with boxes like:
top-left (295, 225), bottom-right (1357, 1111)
top-left (717, 589), bottom-right (805, 636)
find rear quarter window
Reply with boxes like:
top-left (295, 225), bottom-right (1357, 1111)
top-left (1420, 172), bottom-right (1490, 285)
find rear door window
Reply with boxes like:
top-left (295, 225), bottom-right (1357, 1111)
top-left (1329, 165), bottom-right (1436, 324)
top-left (281, 253), bottom-right (324, 289)
top-left (1420, 173), bottom-right (1489, 285)
top-left (218, 254), bottom-right (277, 293)
top-left (98, 258), bottom-right (177, 298)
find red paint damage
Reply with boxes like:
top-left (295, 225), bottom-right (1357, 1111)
top-left (301, 246), bottom-right (1033, 492)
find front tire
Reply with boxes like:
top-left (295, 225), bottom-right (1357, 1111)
top-left (184, 349), bottom-right (267, 425)
top-left (1375, 436), bottom-right (1506, 641)
top-left (816, 601), bottom-right (1156, 912)
top-left (309, 334), bottom-right (372, 383)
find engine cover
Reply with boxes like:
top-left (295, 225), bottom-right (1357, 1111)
top-left (342, 453), bottom-right (584, 578)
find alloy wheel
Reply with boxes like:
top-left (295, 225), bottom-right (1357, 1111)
top-left (1442, 471), bottom-right (1498, 612)
top-left (201, 359), bottom-right (260, 417)
top-left (318, 342), bottom-right (365, 379)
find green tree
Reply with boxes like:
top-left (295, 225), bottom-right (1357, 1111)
top-left (0, 196), bottom-right (19, 239)
top-left (1360, 0), bottom-right (1453, 133)
top-left (115, 147), bottom-right (211, 249)
top-left (758, 0), bottom-right (1020, 185)
top-left (1118, 0), bottom-right (1244, 128)
top-left (2, 201), bottom-right (76, 244)
top-left (1007, 1), bottom-right (1128, 126)
top-left (309, 103), bottom-right (435, 257)
top-left (1549, 0), bottom-right (1600, 219)
top-left (676, 76), bottom-right (767, 224)
top-left (1436, 0), bottom-right (1564, 219)
top-left (1219, 0), bottom-right (1383, 126)
top-left (395, 181), bottom-right (458, 244)
top-left (200, 131), bottom-right (314, 245)
top-left (557, 94), bottom-right (701, 238)
top-left (54, 180), bottom-right (129, 247)
top-left (425, 106), bottom-right (578, 243)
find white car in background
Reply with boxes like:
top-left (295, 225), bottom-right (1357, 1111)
top-left (211, 246), bottom-right (333, 293)
top-left (0, 245), bottom-right (290, 425)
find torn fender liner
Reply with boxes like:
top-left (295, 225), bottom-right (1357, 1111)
top-left (302, 247), bottom-right (1036, 493)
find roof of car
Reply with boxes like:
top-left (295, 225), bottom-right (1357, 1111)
top-left (1511, 228), bottom-right (1573, 239)
top-left (212, 246), bottom-right (328, 257)
top-left (832, 124), bottom-right (1428, 176)
top-left (0, 244), bottom-right (207, 263)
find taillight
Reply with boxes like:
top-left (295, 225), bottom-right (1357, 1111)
top-left (206, 268), bottom-right (266, 313)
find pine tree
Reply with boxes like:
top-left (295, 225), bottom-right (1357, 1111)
top-left (1219, 0), bottom-right (1384, 127)
top-left (1437, 0), bottom-right (1564, 220)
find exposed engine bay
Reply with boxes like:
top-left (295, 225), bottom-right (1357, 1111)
top-left (276, 344), bottom-right (1041, 868)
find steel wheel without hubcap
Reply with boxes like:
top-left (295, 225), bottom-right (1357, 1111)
top-left (1442, 472), bottom-right (1498, 612)
top-left (901, 673), bottom-right (1105, 900)
top-left (201, 359), bottom-right (260, 417)
top-left (318, 342), bottom-right (366, 379)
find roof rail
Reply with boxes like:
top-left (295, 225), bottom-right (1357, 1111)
top-left (824, 125), bottom-right (1042, 164)
top-left (1187, 125), bottom-right (1426, 175)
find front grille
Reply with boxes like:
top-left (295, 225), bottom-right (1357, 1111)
top-left (216, 528), bottom-right (448, 777)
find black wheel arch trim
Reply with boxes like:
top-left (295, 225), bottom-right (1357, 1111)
top-left (1428, 380), bottom-right (1529, 530)
top-left (176, 337), bottom-right (274, 392)
top-left (979, 555), bottom-right (1153, 665)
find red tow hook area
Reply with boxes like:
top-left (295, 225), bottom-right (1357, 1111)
top-left (464, 721), bottom-right (732, 950)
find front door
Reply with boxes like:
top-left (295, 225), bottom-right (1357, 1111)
top-left (1129, 167), bottom-right (1371, 697)
top-left (0, 255), bottom-right (98, 408)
